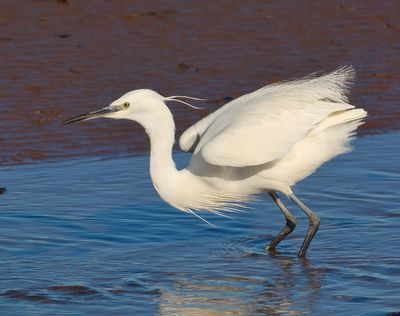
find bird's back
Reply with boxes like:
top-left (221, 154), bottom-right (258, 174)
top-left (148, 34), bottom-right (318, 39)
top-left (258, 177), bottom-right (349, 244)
top-left (181, 66), bottom-right (366, 193)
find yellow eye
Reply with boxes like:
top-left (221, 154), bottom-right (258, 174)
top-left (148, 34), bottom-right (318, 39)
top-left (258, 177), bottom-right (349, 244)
top-left (122, 102), bottom-right (130, 109)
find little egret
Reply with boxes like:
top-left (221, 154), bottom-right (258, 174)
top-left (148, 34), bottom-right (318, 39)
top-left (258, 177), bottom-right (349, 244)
top-left (64, 66), bottom-right (367, 257)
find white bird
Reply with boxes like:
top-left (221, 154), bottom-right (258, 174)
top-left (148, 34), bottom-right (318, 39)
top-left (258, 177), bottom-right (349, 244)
top-left (64, 66), bottom-right (367, 257)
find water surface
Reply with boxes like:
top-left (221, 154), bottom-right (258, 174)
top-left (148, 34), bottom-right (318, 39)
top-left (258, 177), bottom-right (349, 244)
top-left (1, 132), bottom-right (399, 315)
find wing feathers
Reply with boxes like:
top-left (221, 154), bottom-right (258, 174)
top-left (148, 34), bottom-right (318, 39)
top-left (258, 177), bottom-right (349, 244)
top-left (180, 67), bottom-right (363, 167)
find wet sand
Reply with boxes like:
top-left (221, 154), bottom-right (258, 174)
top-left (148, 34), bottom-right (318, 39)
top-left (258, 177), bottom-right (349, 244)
top-left (0, 0), bottom-right (399, 166)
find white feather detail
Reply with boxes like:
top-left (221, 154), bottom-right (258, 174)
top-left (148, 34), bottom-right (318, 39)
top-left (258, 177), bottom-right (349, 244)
top-left (180, 66), bottom-right (358, 166)
top-left (164, 95), bottom-right (207, 109)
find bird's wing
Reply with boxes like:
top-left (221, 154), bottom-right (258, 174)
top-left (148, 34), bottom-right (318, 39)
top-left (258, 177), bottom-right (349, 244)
top-left (180, 66), bottom-right (356, 167)
top-left (179, 109), bottom-right (223, 153)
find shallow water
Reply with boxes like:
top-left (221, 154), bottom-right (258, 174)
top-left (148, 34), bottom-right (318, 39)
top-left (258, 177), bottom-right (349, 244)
top-left (0, 132), bottom-right (399, 315)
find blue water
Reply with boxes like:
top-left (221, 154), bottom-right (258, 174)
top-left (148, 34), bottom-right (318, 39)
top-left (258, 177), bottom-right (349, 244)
top-left (1, 132), bottom-right (399, 315)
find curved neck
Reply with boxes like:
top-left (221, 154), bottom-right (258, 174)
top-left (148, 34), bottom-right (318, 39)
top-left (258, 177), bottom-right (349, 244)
top-left (140, 104), bottom-right (179, 200)
top-left (148, 120), bottom-right (176, 179)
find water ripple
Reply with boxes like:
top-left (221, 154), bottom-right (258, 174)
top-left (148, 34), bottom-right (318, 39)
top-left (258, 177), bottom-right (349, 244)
top-left (1, 132), bottom-right (400, 315)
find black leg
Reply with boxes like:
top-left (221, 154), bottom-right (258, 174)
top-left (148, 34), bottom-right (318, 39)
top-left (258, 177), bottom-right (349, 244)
top-left (289, 193), bottom-right (320, 257)
top-left (267, 191), bottom-right (297, 251)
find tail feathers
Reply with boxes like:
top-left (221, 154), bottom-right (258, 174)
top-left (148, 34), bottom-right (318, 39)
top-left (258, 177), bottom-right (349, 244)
top-left (280, 108), bottom-right (366, 185)
top-left (309, 108), bottom-right (367, 136)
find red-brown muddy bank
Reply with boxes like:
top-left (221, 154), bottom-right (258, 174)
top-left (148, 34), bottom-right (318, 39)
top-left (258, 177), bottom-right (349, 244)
top-left (0, 0), bottom-right (399, 165)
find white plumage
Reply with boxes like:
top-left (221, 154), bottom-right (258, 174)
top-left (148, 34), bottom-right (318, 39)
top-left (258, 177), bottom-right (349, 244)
top-left (182, 66), bottom-right (361, 166)
top-left (65, 66), bottom-right (367, 256)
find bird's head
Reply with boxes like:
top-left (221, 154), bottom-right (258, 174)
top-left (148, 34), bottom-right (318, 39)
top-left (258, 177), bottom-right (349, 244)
top-left (64, 89), bottom-right (167, 125)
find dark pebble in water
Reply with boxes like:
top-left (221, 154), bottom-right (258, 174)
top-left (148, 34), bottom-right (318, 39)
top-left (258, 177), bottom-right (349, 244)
top-left (0, 187), bottom-right (6, 195)
top-left (48, 285), bottom-right (98, 295)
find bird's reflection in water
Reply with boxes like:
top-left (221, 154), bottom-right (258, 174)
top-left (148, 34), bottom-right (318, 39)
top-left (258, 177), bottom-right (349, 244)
top-left (158, 254), bottom-right (324, 315)
top-left (255, 255), bottom-right (323, 315)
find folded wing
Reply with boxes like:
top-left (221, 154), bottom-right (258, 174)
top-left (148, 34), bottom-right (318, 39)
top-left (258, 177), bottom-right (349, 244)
top-left (180, 66), bottom-right (358, 167)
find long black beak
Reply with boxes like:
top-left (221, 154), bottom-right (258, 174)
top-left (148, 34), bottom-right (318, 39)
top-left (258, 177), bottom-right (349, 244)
top-left (63, 107), bottom-right (118, 124)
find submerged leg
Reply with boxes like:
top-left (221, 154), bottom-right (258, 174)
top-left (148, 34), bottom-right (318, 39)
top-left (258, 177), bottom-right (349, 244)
top-left (267, 191), bottom-right (297, 251)
top-left (289, 193), bottom-right (320, 257)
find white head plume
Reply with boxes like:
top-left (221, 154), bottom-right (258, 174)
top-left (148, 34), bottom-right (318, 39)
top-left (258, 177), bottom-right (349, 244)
top-left (164, 95), bottom-right (207, 109)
